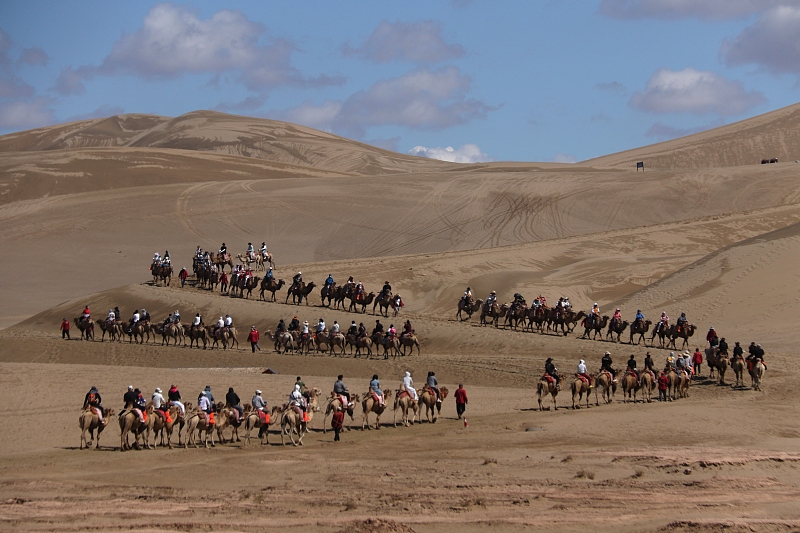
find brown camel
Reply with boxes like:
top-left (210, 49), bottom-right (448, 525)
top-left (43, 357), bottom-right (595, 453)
top-left (594, 371), bottom-right (616, 405)
top-left (731, 355), bottom-right (746, 388)
top-left (322, 392), bottom-right (360, 433)
top-left (348, 291), bottom-right (376, 313)
top-left (526, 306), bottom-right (549, 333)
top-left (399, 334), bottom-right (420, 356)
top-left (549, 309), bottom-right (584, 336)
top-left (606, 320), bottom-right (630, 343)
top-left (216, 404), bottom-right (243, 444)
top-left (677, 370), bottom-right (691, 398)
top-left (570, 376), bottom-right (592, 409)
top-left (503, 305), bottom-right (528, 330)
top-left (96, 319), bottom-right (122, 342)
top-left (347, 334), bottom-right (373, 358)
top-left (270, 330), bottom-right (297, 354)
top-left (668, 324), bottom-right (696, 350)
top-left (456, 298), bottom-right (483, 321)
top-left (393, 390), bottom-right (419, 427)
top-left (280, 388), bottom-right (321, 446)
top-left (243, 405), bottom-right (281, 446)
top-left (537, 377), bottom-right (558, 411)
top-left (285, 281), bottom-right (316, 305)
top-left (183, 324), bottom-right (207, 349)
top-left (79, 407), bottom-right (113, 449)
top-left (258, 278), bottom-right (284, 301)
top-left (621, 372), bottom-right (640, 403)
top-left (184, 408), bottom-right (216, 448)
top-left (665, 370), bottom-right (681, 401)
top-left (373, 291), bottom-right (393, 317)
top-left (118, 404), bottom-right (146, 451)
top-left (420, 386), bottom-right (448, 423)
top-left (377, 335), bottom-right (401, 359)
top-left (362, 390), bottom-right (393, 430)
top-left (480, 302), bottom-right (507, 327)
top-left (629, 320), bottom-right (652, 345)
top-left (157, 322), bottom-right (185, 346)
top-left (706, 348), bottom-right (728, 385)
top-left (320, 283), bottom-right (338, 307)
top-left (153, 404), bottom-right (185, 448)
top-left (752, 360), bottom-right (765, 391)
top-left (639, 370), bottom-right (655, 402)
top-left (212, 252), bottom-right (233, 273)
top-left (73, 317), bottom-right (94, 341)
top-left (581, 315), bottom-right (609, 340)
top-left (328, 333), bottom-right (347, 356)
top-left (649, 323), bottom-right (671, 348)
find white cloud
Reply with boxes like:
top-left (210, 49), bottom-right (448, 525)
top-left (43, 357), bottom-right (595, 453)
top-left (629, 67), bottom-right (764, 115)
top-left (408, 144), bottom-right (491, 163)
top-left (58, 4), bottom-right (342, 93)
top-left (552, 152), bottom-right (577, 164)
top-left (599, 0), bottom-right (786, 20)
top-left (0, 97), bottom-right (54, 130)
top-left (273, 67), bottom-right (495, 137)
top-left (343, 20), bottom-right (465, 64)
top-left (645, 118), bottom-right (726, 140)
top-left (721, 5), bottom-right (800, 75)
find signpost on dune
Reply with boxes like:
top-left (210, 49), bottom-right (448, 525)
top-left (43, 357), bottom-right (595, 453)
top-left (636, 161), bottom-right (644, 171)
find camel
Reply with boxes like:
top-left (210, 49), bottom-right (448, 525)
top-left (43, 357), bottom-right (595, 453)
top-left (73, 317), bottom-right (94, 341)
top-left (158, 323), bottom-right (185, 346)
top-left (285, 281), bottom-right (316, 305)
top-left (347, 334), bottom-right (373, 357)
top-left (373, 292), bottom-right (393, 317)
top-left (621, 372), bottom-right (640, 403)
top-left (96, 319), bottom-right (122, 342)
top-left (677, 370), bottom-right (691, 398)
top-left (536, 377), bottom-right (558, 411)
top-left (731, 355), bottom-right (746, 388)
top-left (183, 324), bottom-right (208, 349)
top-left (271, 330), bottom-right (297, 354)
top-left (322, 392), bottom-right (360, 433)
top-left (118, 404), bottom-right (146, 451)
top-left (362, 390), bottom-right (393, 430)
top-left (207, 326), bottom-right (234, 350)
top-left (328, 333), bottom-right (347, 356)
top-left (570, 376), bottom-right (592, 409)
top-left (420, 386), bottom-right (448, 423)
top-left (320, 283), bottom-right (338, 307)
top-left (125, 322), bottom-right (147, 344)
top-left (280, 388), bottom-right (321, 446)
top-left (605, 320), bottom-right (630, 343)
top-left (581, 315), bottom-right (609, 340)
top-left (526, 306), bottom-right (549, 333)
top-left (332, 285), bottom-right (350, 310)
top-left (752, 360), bottom-right (765, 391)
top-left (504, 305), bottom-right (528, 330)
top-left (664, 370), bottom-right (680, 401)
top-left (548, 309), bottom-right (584, 336)
top-left (153, 404), bottom-right (185, 448)
top-left (377, 335), bottom-right (401, 359)
top-left (79, 407), bottom-right (113, 449)
top-left (639, 370), bottom-right (655, 402)
top-left (594, 371), bottom-right (616, 405)
top-left (157, 264), bottom-right (173, 286)
top-left (706, 348), bottom-right (728, 385)
top-left (259, 278), bottom-right (285, 301)
top-left (234, 275), bottom-right (260, 299)
top-left (393, 390), bottom-right (419, 427)
top-left (629, 320), bottom-right (652, 345)
top-left (649, 323), bottom-right (670, 348)
top-left (456, 298), bottom-right (483, 321)
top-left (212, 252), bottom-right (233, 273)
top-left (399, 334), bottom-right (420, 356)
top-left (668, 324), bottom-right (696, 350)
top-left (480, 302), bottom-right (507, 327)
top-left (243, 405), bottom-right (282, 445)
top-left (348, 291), bottom-right (376, 314)
top-left (215, 404), bottom-right (243, 444)
top-left (184, 408), bottom-right (216, 448)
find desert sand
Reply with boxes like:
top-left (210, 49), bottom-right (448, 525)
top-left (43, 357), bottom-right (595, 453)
top-left (1, 106), bottom-right (800, 532)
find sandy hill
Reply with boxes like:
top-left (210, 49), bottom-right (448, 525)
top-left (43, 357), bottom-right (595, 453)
top-left (0, 110), bottom-right (451, 176)
top-left (586, 101), bottom-right (800, 169)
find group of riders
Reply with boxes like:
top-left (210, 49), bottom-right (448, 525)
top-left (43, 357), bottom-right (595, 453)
top-left (273, 312), bottom-right (414, 348)
top-left (77, 305), bottom-right (236, 338)
top-left (539, 325), bottom-right (766, 390)
top-left (192, 243), bottom-right (269, 285)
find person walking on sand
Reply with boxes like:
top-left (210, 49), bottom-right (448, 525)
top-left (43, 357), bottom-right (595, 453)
top-left (60, 317), bottom-right (70, 340)
top-left (454, 384), bottom-right (468, 419)
top-left (179, 266), bottom-right (189, 287)
top-left (248, 326), bottom-right (260, 352)
top-left (332, 406), bottom-right (344, 442)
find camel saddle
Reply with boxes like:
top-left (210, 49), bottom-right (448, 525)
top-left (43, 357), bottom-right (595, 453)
top-left (370, 391), bottom-right (383, 404)
top-left (541, 374), bottom-right (555, 384)
top-left (599, 370), bottom-right (613, 381)
top-left (577, 374), bottom-right (592, 386)
top-left (336, 394), bottom-right (349, 407)
top-left (257, 410), bottom-right (270, 424)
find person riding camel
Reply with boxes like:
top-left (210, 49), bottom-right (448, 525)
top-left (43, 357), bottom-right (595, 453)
top-left (265, 267), bottom-right (274, 283)
top-left (123, 386), bottom-right (145, 423)
top-left (213, 316), bottom-right (223, 335)
top-left (463, 287), bottom-right (473, 305)
top-left (357, 322), bottom-right (367, 340)
top-left (325, 274), bottom-right (335, 289)
top-left (252, 390), bottom-right (267, 414)
top-left (130, 310), bottom-right (140, 326)
top-left (666, 352), bottom-right (677, 372)
top-left (718, 337), bottom-right (728, 355)
top-left (192, 313), bottom-right (202, 332)
top-left (355, 281), bottom-right (364, 301)
top-left (333, 375), bottom-right (352, 407)
top-left (658, 311), bottom-right (669, 333)
top-left (225, 314), bottom-right (233, 328)
top-left (83, 386), bottom-right (104, 423)
top-left (676, 312), bottom-right (688, 333)
top-left (486, 291), bottom-right (497, 309)
top-left (81, 305), bottom-right (91, 323)
top-left (168, 384), bottom-right (184, 416)
top-left (590, 303), bottom-right (600, 327)
top-left (576, 359), bottom-right (591, 386)
top-left (107, 309), bottom-right (116, 324)
top-left (601, 351), bottom-right (617, 381)
top-left (172, 310), bottom-right (180, 324)
top-left (372, 319), bottom-right (384, 336)
top-left (626, 355), bottom-right (639, 382)
top-left (347, 320), bottom-right (358, 338)
top-left (152, 388), bottom-right (167, 421)
top-left (198, 390), bottom-right (212, 425)
top-left (562, 296), bottom-right (571, 310)
top-left (163, 250), bottom-right (170, 265)
top-left (538, 295), bottom-right (547, 307)
top-left (226, 387), bottom-right (243, 422)
top-left (532, 296), bottom-right (542, 309)
top-left (402, 371), bottom-right (418, 401)
top-left (153, 252), bottom-right (161, 265)
top-left (244, 267), bottom-right (252, 282)
top-left (611, 307), bottom-right (622, 329)
top-left (384, 324), bottom-right (396, 345)
top-left (634, 309), bottom-right (645, 328)
top-left (259, 242), bottom-right (268, 260)
top-left (219, 242), bottom-right (227, 257)
top-left (345, 276), bottom-right (355, 293)
top-left (247, 242), bottom-right (255, 261)
top-left (140, 309), bottom-right (150, 323)
top-left (329, 320), bottom-right (340, 340)
top-left (643, 352), bottom-right (655, 377)
top-left (276, 318), bottom-right (287, 335)
top-left (301, 321), bottom-right (310, 341)
top-left (555, 297), bottom-right (564, 318)
top-left (288, 316), bottom-right (300, 332)
top-left (290, 384), bottom-right (309, 421)
top-left (370, 374), bottom-right (385, 407)
top-left (380, 281), bottom-right (392, 300)
top-left (290, 271), bottom-right (303, 293)
top-left (706, 326), bottom-right (718, 348)
top-left (426, 371), bottom-right (441, 403)
top-left (732, 341), bottom-right (743, 361)
top-left (401, 320), bottom-right (413, 339)
top-left (317, 318), bottom-right (326, 336)
top-left (544, 358), bottom-right (560, 389)
top-left (511, 293), bottom-right (525, 311)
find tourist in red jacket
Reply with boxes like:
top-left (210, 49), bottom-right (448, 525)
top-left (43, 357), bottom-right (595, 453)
top-left (60, 318), bottom-right (70, 340)
top-left (247, 326), bottom-right (260, 352)
top-left (454, 383), bottom-right (468, 419)
top-left (657, 371), bottom-right (669, 402)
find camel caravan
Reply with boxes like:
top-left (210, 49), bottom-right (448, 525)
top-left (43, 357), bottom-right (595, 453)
top-left (79, 373), bottom-right (450, 451)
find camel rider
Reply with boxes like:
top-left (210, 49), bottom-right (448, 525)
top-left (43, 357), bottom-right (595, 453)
top-left (325, 274), bottom-right (334, 289)
top-left (134, 388), bottom-right (146, 418)
top-left (288, 316), bottom-right (300, 332)
top-left (601, 351), bottom-right (616, 379)
top-left (706, 327), bottom-right (718, 347)
top-left (130, 310), bottom-right (140, 325)
top-left (555, 297), bottom-right (565, 316)
top-left (162, 315), bottom-right (171, 329)
top-left (544, 358), bottom-right (560, 389)
top-left (266, 267), bottom-right (274, 282)
top-left (538, 295), bottom-right (547, 307)
top-left (611, 308), bottom-right (622, 328)
top-left (401, 320), bottom-right (413, 338)
top-left (107, 309), bottom-right (116, 323)
top-left (511, 293), bottom-right (525, 310)
top-left (172, 310), bottom-right (180, 324)
top-left (215, 316), bottom-right (224, 334)
top-left (247, 242), bottom-right (255, 261)
top-left (463, 287), bottom-right (472, 304)
top-left (634, 309), bottom-right (645, 328)
top-left (576, 360), bottom-right (590, 384)
top-left (291, 271), bottom-right (302, 292)
top-left (563, 297), bottom-right (571, 310)
top-left (355, 281), bottom-right (364, 300)
top-left (163, 250), bottom-right (170, 265)
top-left (81, 305), bottom-right (91, 322)
top-left (532, 297), bottom-right (541, 309)
top-left (329, 320), bottom-right (340, 340)
top-left (301, 321), bottom-right (310, 341)
top-left (226, 387), bottom-right (243, 421)
top-left (347, 321), bottom-right (358, 337)
top-left (219, 242), bottom-right (227, 256)
top-left (358, 322), bottom-right (367, 339)
top-left (333, 375), bottom-right (352, 406)
top-left (317, 318), bottom-right (326, 335)
top-left (153, 252), bottom-right (161, 264)
top-left (392, 294), bottom-right (403, 313)
top-left (345, 276), bottom-right (355, 290)
top-left (114, 306), bottom-right (120, 320)
top-left (426, 371), bottom-right (442, 403)
top-left (225, 314), bottom-right (233, 328)
top-left (402, 371), bottom-right (419, 400)
top-left (644, 352), bottom-right (655, 376)
top-left (370, 374), bottom-right (384, 407)
top-left (192, 313), bottom-right (202, 331)
top-left (141, 309), bottom-right (150, 323)
top-left (198, 391), bottom-right (212, 424)
top-left (666, 352), bottom-right (676, 372)
top-left (244, 268), bottom-right (253, 281)
top-left (373, 319), bottom-right (384, 336)
top-left (384, 324), bottom-right (396, 345)
top-left (676, 312), bottom-right (688, 332)
top-left (675, 352), bottom-right (687, 375)
top-left (168, 384), bottom-right (184, 416)
top-left (203, 385), bottom-right (215, 406)
top-left (252, 390), bottom-right (267, 413)
top-left (589, 303), bottom-right (600, 327)
top-left (683, 351), bottom-right (693, 375)
top-left (289, 384), bottom-right (307, 419)
top-left (627, 355), bottom-right (639, 381)
top-left (658, 312), bottom-right (669, 333)
top-left (295, 376), bottom-right (308, 399)
top-left (83, 386), bottom-right (103, 422)
top-left (152, 388), bottom-right (167, 420)
top-left (718, 337), bottom-right (728, 355)
top-left (486, 291), bottom-right (497, 308)
top-left (380, 281), bottom-right (392, 299)
top-left (733, 341), bottom-right (743, 361)
top-left (276, 318), bottom-right (287, 334)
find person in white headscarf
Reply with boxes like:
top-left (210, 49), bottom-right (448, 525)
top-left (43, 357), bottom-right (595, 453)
top-left (576, 359), bottom-right (590, 381)
top-left (402, 371), bottom-right (418, 401)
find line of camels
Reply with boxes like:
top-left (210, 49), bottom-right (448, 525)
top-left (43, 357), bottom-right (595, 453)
top-left (80, 385), bottom-right (447, 451)
top-left (458, 299), bottom-right (697, 350)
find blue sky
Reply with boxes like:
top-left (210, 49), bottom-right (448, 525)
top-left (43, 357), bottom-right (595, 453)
top-left (1, 0), bottom-right (798, 162)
